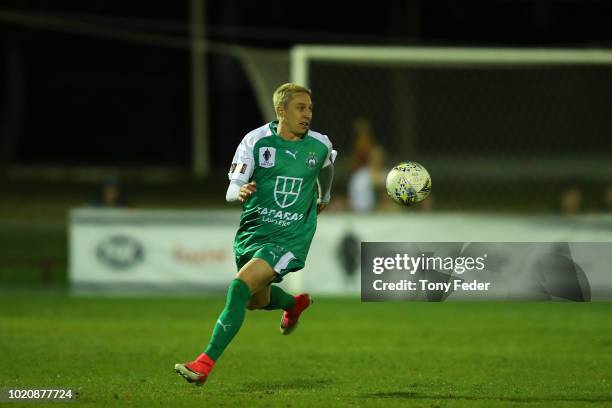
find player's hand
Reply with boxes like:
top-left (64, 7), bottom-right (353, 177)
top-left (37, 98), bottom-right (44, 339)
top-left (238, 181), bottom-right (257, 202)
top-left (317, 200), bottom-right (328, 214)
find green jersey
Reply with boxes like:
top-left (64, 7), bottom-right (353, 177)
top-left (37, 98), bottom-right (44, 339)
top-left (228, 121), bottom-right (334, 272)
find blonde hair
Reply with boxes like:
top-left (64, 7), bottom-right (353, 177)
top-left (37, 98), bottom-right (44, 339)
top-left (273, 83), bottom-right (311, 116)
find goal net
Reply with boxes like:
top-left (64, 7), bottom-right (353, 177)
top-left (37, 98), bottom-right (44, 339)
top-left (286, 46), bottom-right (612, 209)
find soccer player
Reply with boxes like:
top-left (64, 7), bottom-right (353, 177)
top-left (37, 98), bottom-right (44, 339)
top-left (175, 83), bottom-right (336, 386)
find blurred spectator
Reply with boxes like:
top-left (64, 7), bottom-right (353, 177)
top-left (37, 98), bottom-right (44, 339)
top-left (560, 185), bottom-right (582, 214)
top-left (91, 178), bottom-right (128, 207)
top-left (349, 117), bottom-right (375, 172)
top-left (348, 145), bottom-right (390, 212)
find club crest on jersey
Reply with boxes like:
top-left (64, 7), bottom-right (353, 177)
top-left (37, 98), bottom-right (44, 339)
top-left (274, 176), bottom-right (303, 208)
top-left (305, 152), bottom-right (318, 169)
top-left (259, 147), bottom-right (276, 168)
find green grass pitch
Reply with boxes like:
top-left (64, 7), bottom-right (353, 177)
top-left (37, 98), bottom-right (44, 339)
top-left (1, 295), bottom-right (611, 407)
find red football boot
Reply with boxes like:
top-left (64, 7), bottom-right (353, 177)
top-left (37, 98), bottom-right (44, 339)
top-left (174, 353), bottom-right (215, 386)
top-left (280, 293), bottom-right (313, 335)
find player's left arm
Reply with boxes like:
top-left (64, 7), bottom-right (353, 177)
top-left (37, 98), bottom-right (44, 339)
top-left (317, 149), bottom-right (337, 213)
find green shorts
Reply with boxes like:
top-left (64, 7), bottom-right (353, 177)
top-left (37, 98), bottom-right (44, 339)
top-left (235, 243), bottom-right (305, 283)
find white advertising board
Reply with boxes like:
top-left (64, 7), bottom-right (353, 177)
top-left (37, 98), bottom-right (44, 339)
top-left (70, 208), bottom-right (612, 296)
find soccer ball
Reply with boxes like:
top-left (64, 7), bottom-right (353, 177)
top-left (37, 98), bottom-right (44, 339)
top-left (385, 161), bottom-right (432, 207)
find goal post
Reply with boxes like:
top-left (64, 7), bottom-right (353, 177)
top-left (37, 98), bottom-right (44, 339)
top-left (291, 46), bottom-right (612, 72)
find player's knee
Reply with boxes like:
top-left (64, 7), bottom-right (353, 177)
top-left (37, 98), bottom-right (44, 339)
top-left (246, 298), bottom-right (267, 310)
top-left (246, 299), bottom-right (257, 310)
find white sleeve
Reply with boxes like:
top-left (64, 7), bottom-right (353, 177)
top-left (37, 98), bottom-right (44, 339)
top-left (227, 137), bottom-right (255, 183)
top-left (322, 134), bottom-right (336, 168)
top-left (309, 132), bottom-right (336, 168)
top-left (324, 149), bottom-right (338, 168)
top-left (226, 180), bottom-right (245, 202)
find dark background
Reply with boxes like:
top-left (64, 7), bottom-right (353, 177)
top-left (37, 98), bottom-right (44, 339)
top-left (1, 0), bottom-right (612, 170)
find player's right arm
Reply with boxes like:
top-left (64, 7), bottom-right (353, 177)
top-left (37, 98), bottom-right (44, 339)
top-left (226, 134), bottom-right (257, 203)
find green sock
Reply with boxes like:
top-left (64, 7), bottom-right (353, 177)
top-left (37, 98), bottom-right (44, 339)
top-left (263, 285), bottom-right (296, 311)
top-left (204, 279), bottom-right (251, 361)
